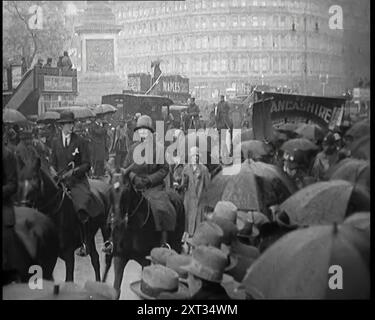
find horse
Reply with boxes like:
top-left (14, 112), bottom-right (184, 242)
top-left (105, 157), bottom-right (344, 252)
top-left (103, 172), bottom-right (185, 299)
top-left (21, 159), bottom-right (112, 282)
top-left (2, 205), bottom-right (59, 286)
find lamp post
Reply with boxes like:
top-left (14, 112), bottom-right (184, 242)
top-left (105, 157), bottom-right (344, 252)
top-left (319, 73), bottom-right (329, 96)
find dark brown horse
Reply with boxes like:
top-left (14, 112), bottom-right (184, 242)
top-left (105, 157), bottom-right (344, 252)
top-left (103, 172), bottom-right (185, 298)
top-left (22, 159), bottom-right (112, 282)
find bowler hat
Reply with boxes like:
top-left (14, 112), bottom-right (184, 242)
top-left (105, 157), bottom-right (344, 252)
top-left (57, 111), bottom-right (75, 124)
top-left (187, 221), bottom-right (224, 248)
top-left (130, 265), bottom-right (190, 300)
top-left (166, 254), bottom-right (192, 281)
top-left (146, 247), bottom-right (177, 266)
top-left (181, 246), bottom-right (228, 283)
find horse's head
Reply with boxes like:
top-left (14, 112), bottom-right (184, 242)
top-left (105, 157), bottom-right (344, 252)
top-left (20, 158), bottom-right (43, 207)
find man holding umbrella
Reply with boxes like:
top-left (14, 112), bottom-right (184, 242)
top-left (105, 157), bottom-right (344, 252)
top-left (50, 111), bottom-right (101, 256)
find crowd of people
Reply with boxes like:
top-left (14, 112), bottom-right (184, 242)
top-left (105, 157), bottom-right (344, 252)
top-left (2, 99), bottom-right (370, 299)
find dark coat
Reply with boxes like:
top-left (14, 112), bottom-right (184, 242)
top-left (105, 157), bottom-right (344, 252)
top-left (50, 132), bottom-right (101, 217)
top-left (123, 136), bottom-right (177, 231)
top-left (215, 101), bottom-right (232, 130)
top-left (15, 141), bottom-right (39, 180)
top-left (191, 282), bottom-right (231, 300)
top-left (3, 145), bottom-right (18, 226)
top-left (187, 103), bottom-right (200, 118)
top-left (90, 123), bottom-right (107, 162)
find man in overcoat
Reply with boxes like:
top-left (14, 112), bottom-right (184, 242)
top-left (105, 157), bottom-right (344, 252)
top-left (50, 111), bottom-right (101, 256)
top-left (90, 117), bottom-right (107, 177)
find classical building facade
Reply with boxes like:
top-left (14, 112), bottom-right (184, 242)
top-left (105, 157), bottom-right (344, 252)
top-left (110, 0), bottom-right (347, 100)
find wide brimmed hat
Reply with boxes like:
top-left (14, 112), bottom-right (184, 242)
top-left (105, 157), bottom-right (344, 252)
top-left (145, 247), bottom-right (177, 266)
top-left (211, 217), bottom-right (238, 245)
top-left (181, 246), bottom-right (229, 283)
top-left (130, 265), bottom-right (190, 300)
top-left (57, 111), bottom-right (75, 124)
top-left (134, 115), bottom-right (154, 133)
top-left (187, 221), bottom-right (224, 248)
top-left (212, 201), bottom-right (238, 224)
top-left (166, 254), bottom-right (192, 282)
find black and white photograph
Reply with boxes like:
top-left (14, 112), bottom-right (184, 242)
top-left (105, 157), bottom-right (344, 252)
top-left (2, 0), bottom-right (370, 302)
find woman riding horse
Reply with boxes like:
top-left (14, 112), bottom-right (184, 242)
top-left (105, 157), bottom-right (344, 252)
top-left (108, 115), bottom-right (185, 298)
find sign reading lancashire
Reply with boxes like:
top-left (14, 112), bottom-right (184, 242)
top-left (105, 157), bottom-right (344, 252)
top-left (254, 91), bottom-right (346, 129)
top-left (44, 76), bottom-right (73, 92)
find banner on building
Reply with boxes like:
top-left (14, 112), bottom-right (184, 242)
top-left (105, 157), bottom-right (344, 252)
top-left (252, 98), bottom-right (274, 141)
top-left (253, 91), bottom-right (346, 129)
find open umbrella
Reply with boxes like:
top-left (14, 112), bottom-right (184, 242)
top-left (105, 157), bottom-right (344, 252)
top-left (281, 138), bottom-right (318, 154)
top-left (349, 135), bottom-right (370, 161)
top-left (92, 104), bottom-right (117, 116)
top-left (294, 123), bottom-right (325, 142)
top-left (242, 224), bottom-right (370, 299)
top-left (345, 120), bottom-right (370, 140)
top-left (327, 158), bottom-right (370, 190)
top-left (247, 160), bottom-right (297, 195)
top-left (233, 128), bottom-right (254, 145)
top-left (275, 123), bottom-right (300, 139)
top-left (343, 212), bottom-right (370, 237)
top-left (279, 180), bottom-right (370, 226)
top-left (36, 111), bottom-right (60, 124)
top-left (3, 108), bottom-right (27, 124)
top-left (234, 140), bottom-right (271, 161)
top-left (52, 106), bottom-right (96, 120)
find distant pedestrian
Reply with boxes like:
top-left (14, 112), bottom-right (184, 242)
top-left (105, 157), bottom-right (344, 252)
top-left (61, 51), bottom-right (72, 71)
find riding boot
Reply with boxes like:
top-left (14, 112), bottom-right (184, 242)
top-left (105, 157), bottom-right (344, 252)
top-left (160, 231), bottom-right (169, 247)
top-left (76, 210), bottom-right (89, 257)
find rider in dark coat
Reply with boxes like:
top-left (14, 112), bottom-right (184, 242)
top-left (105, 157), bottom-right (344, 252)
top-left (122, 115), bottom-right (175, 246)
top-left (3, 143), bottom-right (19, 280)
top-left (50, 111), bottom-right (101, 256)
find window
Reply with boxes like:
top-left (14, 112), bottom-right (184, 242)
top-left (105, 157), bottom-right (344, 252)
top-left (241, 0), bottom-right (246, 6)
top-left (196, 37), bottom-right (202, 49)
top-left (232, 16), bottom-right (238, 27)
top-left (232, 35), bottom-right (238, 48)
top-left (273, 56), bottom-right (280, 73)
top-left (240, 35), bottom-right (247, 47)
top-left (240, 16), bottom-right (247, 27)
top-left (213, 17), bottom-right (218, 27)
top-left (220, 16), bottom-right (226, 27)
top-left (232, 0), bottom-right (239, 6)
top-left (280, 16), bottom-right (286, 28)
top-left (202, 0), bottom-right (207, 9)
top-left (202, 58), bottom-right (208, 73)
top-left (213, 36), bottom-right (219, 48)
top-left (202, 36), bottom-right (208, 49)
top-left (202, 17), bottom-right (207, 29)
top-left (212, 58), bottom-right (218, 72)
top-left (221, 58), bottom-right (227, 72)
top-left (273, 15), bottom-right (279, 27)
top-left (240, 55), bottom-right (247, 73)
top-left (251, 35), bottom-right (259, 47)
top-left (280, 56), bottom-right (288, 73)
top-left (262, 55), bottom-right (269, 72)
top-left (253, 56), bottom-right (260, 73)
top-left (253, 16), bottom-right (258, 27)
top-left (230, 56), bottom-right (238, 73)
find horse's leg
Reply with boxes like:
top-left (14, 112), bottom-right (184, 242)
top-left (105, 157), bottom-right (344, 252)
top-left (102, 253), bottom-right (112, 283)
top-left (64, 249), bottom-right (75, 282)
top-left (113, 256), bottom-right (128, 300)
top-left (87, 223), bottom-right (101, 282)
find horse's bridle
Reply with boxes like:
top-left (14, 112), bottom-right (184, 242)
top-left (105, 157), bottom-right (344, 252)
top-left (32, 174), bottom-right (69, 217)
top-left (121, 185), bottom-right (151, 229)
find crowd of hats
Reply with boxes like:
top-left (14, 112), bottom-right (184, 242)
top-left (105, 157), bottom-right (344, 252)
top-left (130, 200), bottom-right (265, 300)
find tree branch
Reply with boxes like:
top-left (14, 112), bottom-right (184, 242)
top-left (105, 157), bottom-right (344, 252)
top-left (11, 1), bottom-right (38, 65)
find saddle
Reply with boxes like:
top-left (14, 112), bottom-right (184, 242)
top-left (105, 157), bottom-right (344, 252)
top-left (88, 179), bottom-right (112, 218)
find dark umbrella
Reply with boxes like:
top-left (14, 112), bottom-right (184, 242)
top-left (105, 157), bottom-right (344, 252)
top-left (343, 212), bottom-right (370, 237)
top-left (92, 104), bottom-right (117, 116)
top-left (233, 129), bottom-right (254, 145)
top-left (242, 224), bottom-right (370, 299)
top-left (327, 158), bottom-right (370, 190)
top-left (234, 140), bottom-right (271, 161)
top-left (281, 138), bottom-right (318, 154)
top-left (36, 111), bottom-right (60, 124)
top-left (345, 120), bottom-right (370, 140)
top-left (349, 135), bottom-right (370, 161)
top-left (279, 180), bottom-right (370, 226)
top-left (294, 123), bottom-right (325, 142)
top-left (3, 108), bottom-right (27, 124)
top-left (53, 106), bottom-right (96, 120)
top-left (275, 123), bottom-right (299, 139)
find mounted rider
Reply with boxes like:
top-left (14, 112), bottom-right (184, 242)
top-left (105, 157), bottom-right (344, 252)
top-left (122, 115), bottom-right (177, 246)
top-left (49, 111), bottom-right (102, 257)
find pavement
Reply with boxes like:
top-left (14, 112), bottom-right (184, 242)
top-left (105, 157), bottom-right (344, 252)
top-left (52, 231), bottom-right (141, 300)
